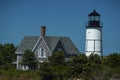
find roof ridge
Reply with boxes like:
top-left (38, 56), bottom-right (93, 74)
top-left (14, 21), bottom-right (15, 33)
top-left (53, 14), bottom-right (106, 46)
top-left (45, 35), bottom-right (69, 38)
top-left (24, 36), bottom-right (39, 37)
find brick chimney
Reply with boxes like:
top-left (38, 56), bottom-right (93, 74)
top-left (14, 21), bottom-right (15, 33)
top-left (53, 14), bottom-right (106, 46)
top-left (41, 26), bottom-right (46, 36)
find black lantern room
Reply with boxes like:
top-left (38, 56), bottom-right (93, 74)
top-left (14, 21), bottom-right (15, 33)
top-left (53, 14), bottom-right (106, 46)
top-left (87, 9), bottom-right (101, 27)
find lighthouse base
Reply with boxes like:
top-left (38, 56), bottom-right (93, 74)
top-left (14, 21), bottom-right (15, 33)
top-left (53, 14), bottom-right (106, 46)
top-left (85, 52), bottom-right (102, 57)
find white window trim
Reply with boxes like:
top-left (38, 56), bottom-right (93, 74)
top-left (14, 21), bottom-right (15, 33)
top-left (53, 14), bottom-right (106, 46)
top-left (22, 65), bottom-right (29, 71)
top-left (38, 48), bottom-right (46, 58)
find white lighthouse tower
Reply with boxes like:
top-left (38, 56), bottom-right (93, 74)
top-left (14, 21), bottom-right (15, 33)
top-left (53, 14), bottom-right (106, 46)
top-left (85, 10), bottom-right (103, 57)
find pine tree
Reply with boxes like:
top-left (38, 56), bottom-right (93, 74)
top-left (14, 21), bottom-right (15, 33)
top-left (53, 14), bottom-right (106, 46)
top-left (22, 49), bottom-right (38, 70)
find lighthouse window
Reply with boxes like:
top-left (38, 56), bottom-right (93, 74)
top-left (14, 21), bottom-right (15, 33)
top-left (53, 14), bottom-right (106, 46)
top-left (89, 16), bottom-right (100, 21)
top-left (89, 16), bottom-right (95, 21)
top-left (94, 16), bottom-right (100, 21)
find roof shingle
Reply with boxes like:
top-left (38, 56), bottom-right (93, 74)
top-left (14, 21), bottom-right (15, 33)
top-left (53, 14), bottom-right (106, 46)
top-left (15, 36), bottom-right (39, 54)
top-left (15, 36), bottom-right (80, 55)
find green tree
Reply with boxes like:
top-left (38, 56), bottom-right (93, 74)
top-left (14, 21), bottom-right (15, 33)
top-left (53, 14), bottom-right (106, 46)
top-left (88, 53), bottom-right (101, 64)
top-left (106, 53), bottom-right (120, 68)
top-left (22, 49), bottom-right (38, 70)
top-left (0, 51), bottom-right (4, 65)
top-left (49, 51), bottom-right (65, 65)
top-left (3, 43), bottom-right (16, 63)
top-left (0, 43), bottom-right (16, 69)
top-left (0, 44), bottom-right (5, 67)
top-left (38, 62), bottom-right (55, 80)
top-left (72, 54), bottom-right (88, 64)
top-left (83, 53), bottom-right (104, 80)
top-left (49, 51), bottom-right (67, 80)
top-left (39, 51), bottom-right (67, 80)
top-left (67, 54), bottom-right (88, 79)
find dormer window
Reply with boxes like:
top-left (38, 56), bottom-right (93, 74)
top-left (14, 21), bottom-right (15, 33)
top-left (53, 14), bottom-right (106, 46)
top-left (38, 48), bottom-right (46, 58)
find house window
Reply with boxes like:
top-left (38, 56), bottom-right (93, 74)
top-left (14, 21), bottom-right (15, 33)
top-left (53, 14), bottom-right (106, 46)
top-left (58, 48), bottom-right (62, 51)
top-left (38, 48), bottom-right (46, 57)
top-left (22, 65), bottom-right (29, 70)
top-left (41, 49), bottom-right (44, 57)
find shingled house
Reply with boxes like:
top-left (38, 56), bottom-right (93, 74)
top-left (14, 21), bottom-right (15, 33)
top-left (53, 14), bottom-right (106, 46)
top-left (15, 26), bottom-right (80, 70)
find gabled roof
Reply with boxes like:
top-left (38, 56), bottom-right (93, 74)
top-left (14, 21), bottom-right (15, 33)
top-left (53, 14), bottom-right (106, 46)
top-left (43, 36), bottom-right (80, 54)
top-left (15, 36), bottom-right (39, 54)
top-left (15, 36), bottom-right (80, 55)
top-left (59, 37), bottom-right (80, 54)
top-left (43, 36), bottom-right (60, 52)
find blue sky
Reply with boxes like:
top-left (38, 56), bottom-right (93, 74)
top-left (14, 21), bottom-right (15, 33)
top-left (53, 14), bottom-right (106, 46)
top-left (0, 0), bottom-right (120, 55)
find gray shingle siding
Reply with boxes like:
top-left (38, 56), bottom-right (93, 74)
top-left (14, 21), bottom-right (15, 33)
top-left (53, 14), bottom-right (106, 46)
top-left (34, 38), bottom-right (51, 58)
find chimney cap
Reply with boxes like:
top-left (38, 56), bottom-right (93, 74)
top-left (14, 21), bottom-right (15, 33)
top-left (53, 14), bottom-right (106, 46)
top-left (41, 26), bottom-right (46, 28)
top-left (41, 26), bottom-right (46, 36)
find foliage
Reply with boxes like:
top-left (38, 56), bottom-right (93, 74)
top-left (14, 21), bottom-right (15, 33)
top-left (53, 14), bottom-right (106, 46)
top-left (22, 49), bottom-right (38, 70)
top-left (0, 43), bottom-right (16, 70)
top-left (38, 52), bottom-right (120, 80)
top-left (0, 69), bottom-right (40, 80)
top-left (66, 54), bottom-right (87, 79)
top-left (88, 53), bottom-right (101, 64)
top-left (39, 51), bottom-right (67, 80)
top-left (106, 53), bottom-right (120, 68)
top-left (49, 51), bottom-right (65, 65)
top-left (0, 44), bottom-right (120, 80)
top-left (38, 62), bottom-right (55, 80)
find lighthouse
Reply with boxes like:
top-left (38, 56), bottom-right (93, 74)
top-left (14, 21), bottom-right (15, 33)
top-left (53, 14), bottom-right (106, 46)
top-left (85, 10), bottom-right (103, 57)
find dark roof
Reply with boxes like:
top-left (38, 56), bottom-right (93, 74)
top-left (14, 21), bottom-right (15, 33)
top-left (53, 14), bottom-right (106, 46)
top-left (60, 37), bottom-right (80, 54)
top-left (15, 36), bottom-right (39, 54)
top-left (15, 36), bottom-right (80, 55)
top-left (43, 36), bottom-right (60, 52)
top-left (88, 9), bottom-right (100, 16)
